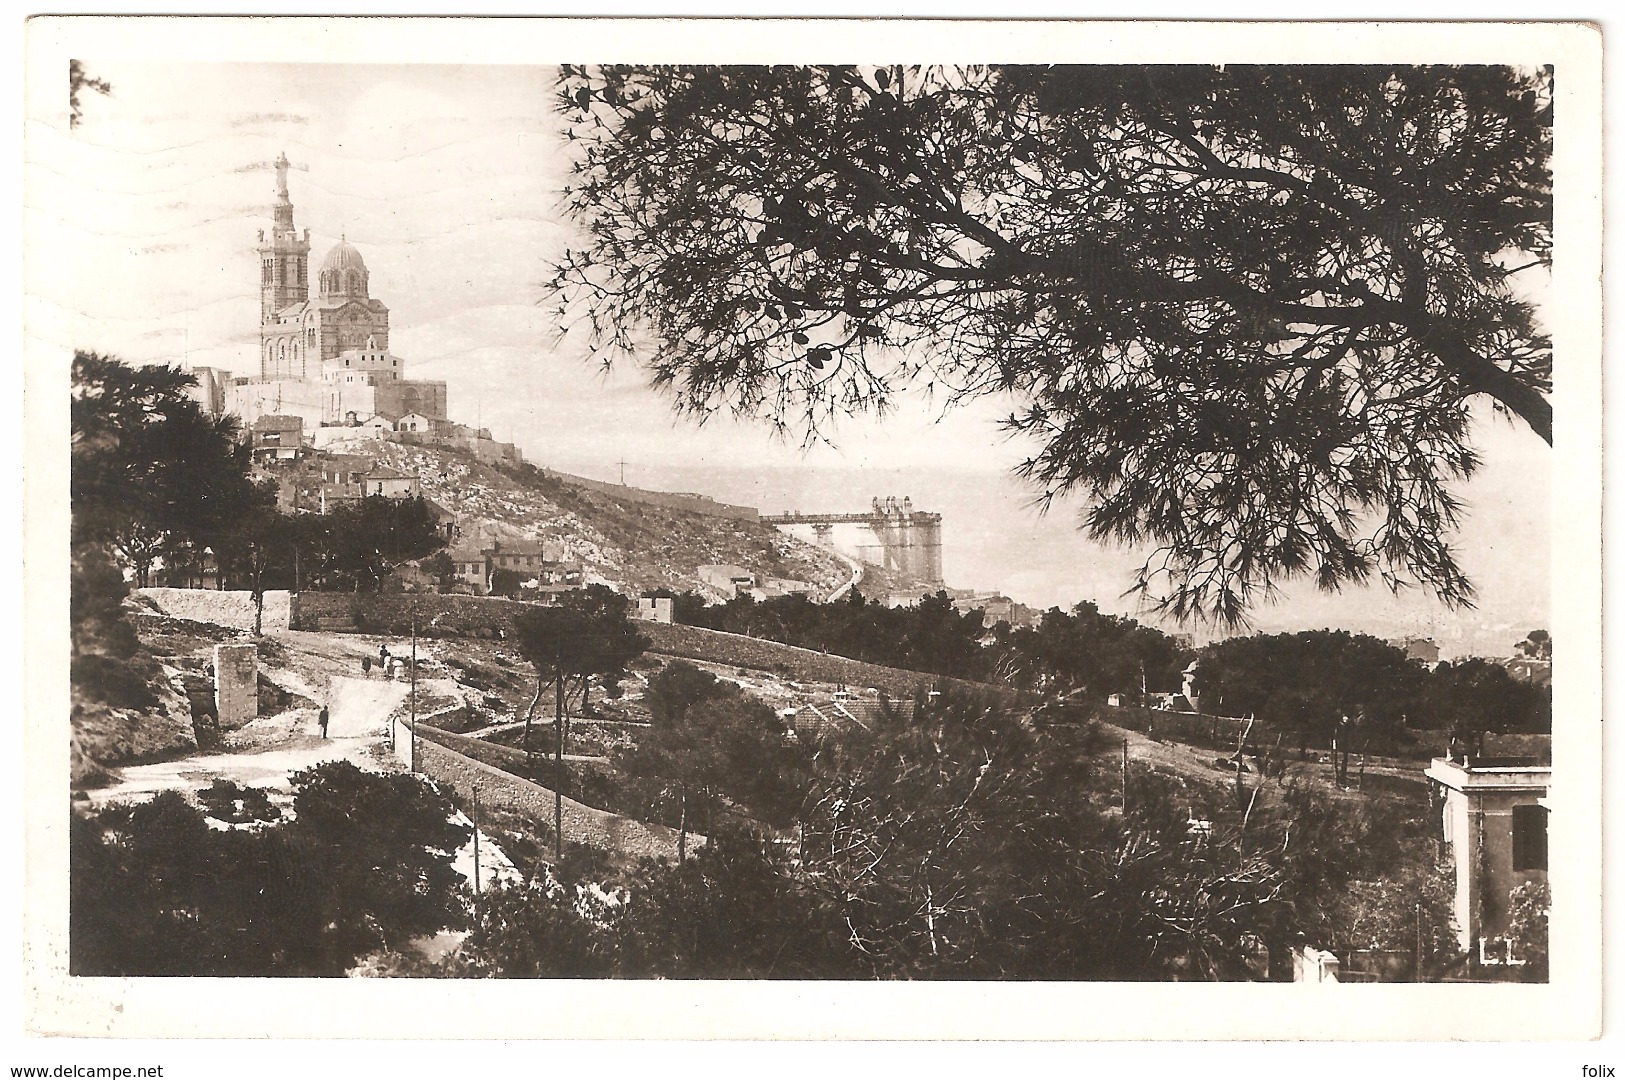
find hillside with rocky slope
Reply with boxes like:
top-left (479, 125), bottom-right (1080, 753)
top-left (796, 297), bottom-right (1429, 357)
top-left (321, 434), bottom-right (852, 598)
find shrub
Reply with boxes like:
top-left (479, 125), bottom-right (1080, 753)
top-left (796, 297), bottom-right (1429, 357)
top-left (70, 653), bottom-right (159, 710)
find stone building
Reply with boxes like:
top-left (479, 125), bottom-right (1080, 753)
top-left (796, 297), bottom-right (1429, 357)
top-left (698, 564), bottom-right (756, 596)
top-left (636, 591), bottom-right (676, 623)
top-left (250, 414), bottom-right (304, 463)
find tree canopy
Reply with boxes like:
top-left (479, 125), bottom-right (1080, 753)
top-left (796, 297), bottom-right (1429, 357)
top-left (71, 762), bottom-right (468, 976)
top-left (72, 351), bottom-right (264, 587)
top-left (550, 64), bottom-right (1552, 623)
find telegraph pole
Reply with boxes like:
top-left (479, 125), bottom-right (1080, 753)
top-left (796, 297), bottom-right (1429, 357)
top-left (554, 663), bottom-right (564, 863)
top-left (1121, 739), bottom-right (1130, 815)
top-left (410, 616), bottom-right (418, 772)
top-left (472, 783), bottom-right (481, 894)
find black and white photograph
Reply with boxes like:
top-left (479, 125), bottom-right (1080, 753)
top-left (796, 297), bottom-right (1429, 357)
top-left (21, 15), bottom-right (1603, 1048)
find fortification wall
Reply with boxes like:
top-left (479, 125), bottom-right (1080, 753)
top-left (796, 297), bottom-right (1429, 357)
top-left (539, 469), bottom-right (759, 521)
top-left (289, 592), bottom-right (1006, 700)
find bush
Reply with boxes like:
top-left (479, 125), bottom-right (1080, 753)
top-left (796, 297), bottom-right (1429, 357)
top-left (197, 779), bottom-right (281, 823)
top-left (70, 653), bottom-right (159, 710)
top-left (71, 763), bottom-right (469, 977)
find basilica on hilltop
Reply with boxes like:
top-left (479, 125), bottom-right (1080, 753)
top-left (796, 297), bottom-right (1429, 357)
top-left (212, 153), bottom-right (448, 431)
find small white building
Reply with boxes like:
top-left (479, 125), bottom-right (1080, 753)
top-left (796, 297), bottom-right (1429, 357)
top-left (1424, 748), bottom-right (1550, 959)
top-left (359, 466), bottom-right (421, 500)
top-left (698, 563), bottom-right (756, 596)
top-left (395, 411), bottom-right (435, 434)
top-left (636, 593), bottom-right (676, 624)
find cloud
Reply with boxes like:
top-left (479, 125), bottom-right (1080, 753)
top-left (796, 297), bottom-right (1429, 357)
top-left (230, 112), bottom-right (310, 127)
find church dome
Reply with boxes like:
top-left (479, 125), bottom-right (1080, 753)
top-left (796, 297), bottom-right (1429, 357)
top-left (318, 238), bottom-right (369, 298)
top-left (321, 239), bottom-right (367, 274)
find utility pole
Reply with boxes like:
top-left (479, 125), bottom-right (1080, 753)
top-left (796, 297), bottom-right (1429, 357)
top-left (554, 659), bottom-right (564, 864)
top-left (410, 616), bottom-right (418, 772)
top-left (1415, 900), bottom-right (1424, 982)
top-left (1121, 739), bottom-right (1130, 816)
top-left (617, 457), bottom-right (628, 486)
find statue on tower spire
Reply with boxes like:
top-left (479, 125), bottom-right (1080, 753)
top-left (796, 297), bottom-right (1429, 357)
top-left (270, 151), bottom-right (295, 233)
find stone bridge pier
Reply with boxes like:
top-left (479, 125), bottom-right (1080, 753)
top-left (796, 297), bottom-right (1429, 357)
top-left (763, 497), bottom-right (944, 589)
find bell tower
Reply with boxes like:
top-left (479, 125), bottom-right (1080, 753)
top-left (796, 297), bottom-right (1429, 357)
top-left (257, 151), bottom-right (310, 324)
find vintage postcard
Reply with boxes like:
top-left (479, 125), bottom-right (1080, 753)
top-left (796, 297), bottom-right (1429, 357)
top-left (22, 16), bottom-right (1603, 1043)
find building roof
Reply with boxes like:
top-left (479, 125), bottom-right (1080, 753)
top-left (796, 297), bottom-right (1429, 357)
top-left (362, 466), bottom-right (415, 481)
top-left (254, 413), bottom-right (305, 431)
top-left (486, 541), bottom-right (547, 557)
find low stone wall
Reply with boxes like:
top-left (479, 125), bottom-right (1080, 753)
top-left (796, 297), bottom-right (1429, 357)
top-left (418, 721), bottom-right (533, 772)
top-left (1102, 704), bottom-right (1261, 753)
top-left (288, 591), bottom-right (1008, 701)
top-left (411, 734), bottom-right (689, 863)
top-left (289, 592), bottom-right (527, 636)
top-left (138, 588), bottom-right (291, 632)
top-left (643, 622), bottom-right (1004, 700)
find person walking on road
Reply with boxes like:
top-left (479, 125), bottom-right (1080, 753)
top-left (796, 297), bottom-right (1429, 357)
top-left (318, 704), bottom-right (330, 739)
top-left (362, 655), bottom-right (372, 677)
top-left (380, 642), bottom-right (391, 669)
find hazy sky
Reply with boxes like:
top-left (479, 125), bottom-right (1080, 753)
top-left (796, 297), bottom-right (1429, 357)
top-left (30, 61), bottom-right (1552, 652)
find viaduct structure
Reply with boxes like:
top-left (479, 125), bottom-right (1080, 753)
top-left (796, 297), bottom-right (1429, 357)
top-left (762, 496), bottom-right (944, 589)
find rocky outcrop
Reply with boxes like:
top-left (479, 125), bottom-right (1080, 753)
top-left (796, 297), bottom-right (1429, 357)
top-left (70, 665), bottom-right (200, 787)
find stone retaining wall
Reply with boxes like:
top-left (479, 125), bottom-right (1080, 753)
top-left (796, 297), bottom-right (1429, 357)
top-left (1102, 704), bottom-right (1261, 752)
top-left (289, 592), bottom-right (1008, 702)
top-left (138, 587), bottom-right (292, 632)
top-left (640, 622), bottom-right (1005, 700)
top-left (407, 723), bottom-right (690, 862)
